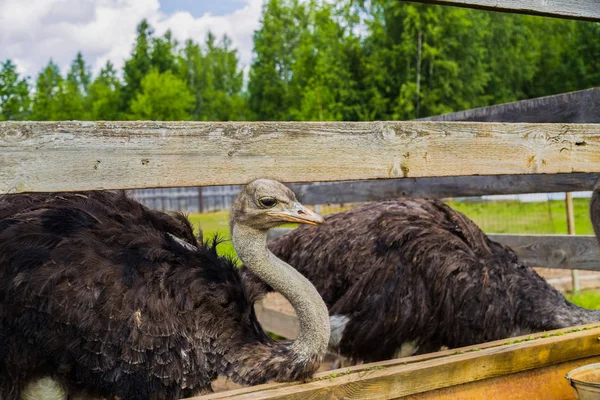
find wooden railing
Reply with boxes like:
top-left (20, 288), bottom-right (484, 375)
top-left (407, 0), bottom-right (600, 22)
top-left (2, 121), bottom-right (599, 193)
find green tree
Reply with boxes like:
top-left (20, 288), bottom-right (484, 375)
top-left (122, 20), bottom-right (154, 112)
top-left (576, 21), bottom-right (600, 88)
top-left (129, 69), bottom-right (194, 120)
top-left (152, 30), bottom-right (179, 74)
top-left (178, 33), bottom-right (249, 121)
top-left (56, 52), bottom-right (92, 119)
top-left (290, 1), bottom-right (363, 121)
top-left (360, 1), bottom-right (491, 119)
top-left (87, 61), bottom-right (122, 120)
top-left (0, 60), bottom-right (31, 120)
top-left (31, 61), bottom-right (63, 120)
top-left (248, 0), bottom-right (308, 120)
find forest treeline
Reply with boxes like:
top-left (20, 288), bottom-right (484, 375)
top-left (1, 0), bottom-right (599, 122)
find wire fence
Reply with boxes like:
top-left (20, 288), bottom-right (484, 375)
top-left (129, 187), bottom-right (593, 236)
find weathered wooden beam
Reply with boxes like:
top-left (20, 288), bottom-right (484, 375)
top-left (2, 121), bottom-right (600, 193)
top-left (420, 87), bottom-right (600, 123)
top-left (254, 300), bottom-right (299, 340)
top-left (191, 324), bottom-right (600, 399)
top-left (407, 356), bottom-right (600, 400)
top-left (199, 326), bottom-right (582, 399)
top-left (268, 230), bottom-right (600, 271)
top-left (287, 173), bottom-right (599, 204)
top-left (488, 234), bottom-right (600, 270)
top-left (403, 0), bottom-right (600, 22)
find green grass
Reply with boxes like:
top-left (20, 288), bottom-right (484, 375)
top-left (446, 198), bottom-right (593, 235)
top-left (566, 289), bottom-right (600, 310)
top-left (187, 211), bottom-right (237, 258)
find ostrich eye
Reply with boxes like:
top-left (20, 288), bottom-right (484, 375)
top-left (258, 197), bottom-right (277, 208)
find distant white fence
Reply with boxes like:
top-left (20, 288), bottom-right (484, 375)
top-left (130, 185), bottom-right (243, 213)
top-left (482, 191), bottom-right (593, 202)
top-left (130, 186), bottom-right (594, 214)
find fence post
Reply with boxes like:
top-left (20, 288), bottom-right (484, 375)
top-left (198, 187), bottom-right (204, 213)
top-left (565, 192), bottom-right (579, 293)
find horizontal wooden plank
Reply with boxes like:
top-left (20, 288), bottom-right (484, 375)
top-left (2, 121), bottom-right (600, 193)
top-left (287, 173), bottom-right (599, 204)
top-left (405, 0), bottom-right (600, 22)
top-left (191, 324), bottom-right (600, 399)
top-left (269, 229), bottom-right (600, 271)
top-left (408, 356), bottom-right (600, 400)
top-left (420, 87), bottom-right (600, 123)
top-left (488, 234), bottom-right (600, 270)
top-left (254, 300), bottom-right (299, 340)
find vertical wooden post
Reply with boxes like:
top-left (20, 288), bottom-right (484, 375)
top-left (198, 187), bottom-right (204, 213)
top-left (314, 204), bottom-right (321, 214)
top-left (566, 192), bottom-right (579, 292)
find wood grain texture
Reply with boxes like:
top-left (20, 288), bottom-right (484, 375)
top-left (405, 0), bottom-right (600, 22)
top-left (287, 173), bottom-right (599, 204)
top-left (190, 325), bottom-right (600, 399)
top-left (403, 356), bottom-right (600, 400)
top-left (420, 88), bottom-right (600, 123)
top-left (254, 300), bottom-right (299, 340)
top-left (2, 121), bottom-right (600, 193)
top-left (488, 234), bottom-right (600, 270)
top-left (268, 230), bottom-right (600, 271)
top-left (197, 323), bottom-right (600, 400)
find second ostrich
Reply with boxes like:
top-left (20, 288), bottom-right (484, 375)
top-left (268, 197), bottom-right (600, 363)
top-left (0, 179), bottom-right (329, 400)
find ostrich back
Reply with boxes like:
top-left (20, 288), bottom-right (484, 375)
top-left (0, 191), bottom-right (270, 400)
top-left (268, 199), bottom-right (579, 362)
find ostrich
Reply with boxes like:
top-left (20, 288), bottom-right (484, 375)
top-left (0, 179), bottom-right (329, 400)
top-left (267, 195), bottom-right (600, 364)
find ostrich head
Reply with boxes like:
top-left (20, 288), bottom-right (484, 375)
top-left (230, 179), bottom-right (330, 364)
top-left (230, 179), bottom-right (323, 231)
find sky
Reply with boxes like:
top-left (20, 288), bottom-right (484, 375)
top-left (0, 0), bottom-right (263, 80)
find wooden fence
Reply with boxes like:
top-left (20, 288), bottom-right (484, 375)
top-left (2, 1), bottom-right (600, 398)
top-left (125, 87), bottom-right (600, 212)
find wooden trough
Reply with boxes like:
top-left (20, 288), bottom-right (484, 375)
top-left (190, 324), bottom-right (600, 400)
top-left (2, 0), bottom-right (600, 398)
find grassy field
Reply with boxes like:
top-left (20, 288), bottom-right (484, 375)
top-left (188, 197), bottom-right (594, 259)
top-left (566, 290), bottom-right (600, 310)
top-left (446, 197), bottom-right (593, 235)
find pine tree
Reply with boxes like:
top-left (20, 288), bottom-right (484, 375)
top-left (248, 0), bottom-right (308, 120)
top-left (0, 60), bottom-right (31, 120)
top-left (31, 61), bottom-right (63, 120)
top-left (122, 19), bottom-right (154, 112)
top-left (88, 61), bottom-right (122, 120)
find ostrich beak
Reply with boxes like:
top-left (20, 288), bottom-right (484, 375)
top-left (269, 203), bottom-right (325, 226)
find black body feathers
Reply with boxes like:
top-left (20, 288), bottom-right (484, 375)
top-left (0, 191), bottom-right (304, 400)
top-left (269, 198), bottom-right (599, 362)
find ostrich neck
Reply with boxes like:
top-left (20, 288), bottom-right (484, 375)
top-left (232, 223), bottom-right (330, 360)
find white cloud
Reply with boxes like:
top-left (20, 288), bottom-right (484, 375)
top-left (0, 0), bottom-right (263, 80)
